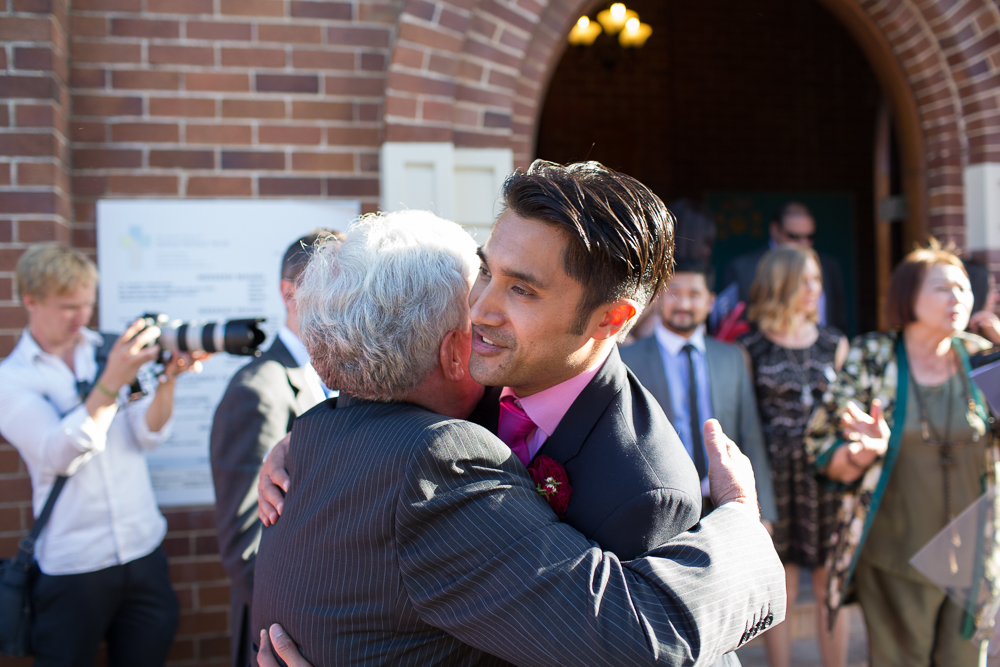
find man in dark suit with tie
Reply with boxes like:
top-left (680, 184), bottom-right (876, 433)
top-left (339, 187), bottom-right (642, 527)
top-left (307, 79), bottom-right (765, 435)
top-left (621, 258), bottom-right (777, 525)
top-left (464, 161), bottom-right (709, 558)
top-left (721, 202), bottom-right (848, 333)
top-left (252, 208), bottom-right (785, 666)
top-left (209, 232), bottom-right (333, 667)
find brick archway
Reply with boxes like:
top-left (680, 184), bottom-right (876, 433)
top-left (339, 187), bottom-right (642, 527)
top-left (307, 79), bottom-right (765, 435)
top-left (383, 0), bottom-right (1000, 242)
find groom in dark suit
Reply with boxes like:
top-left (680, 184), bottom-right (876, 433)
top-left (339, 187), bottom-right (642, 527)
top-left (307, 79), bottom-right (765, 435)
top-left (209, 232), bottom-right (332, 667)
top-left (252, 206), bottom-right (785, 666)
top-left (466, 161), bottom-right (705, 558)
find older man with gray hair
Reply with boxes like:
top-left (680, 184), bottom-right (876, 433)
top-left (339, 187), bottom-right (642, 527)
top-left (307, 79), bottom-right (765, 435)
top-left (251, 209), bottom-right (784, 667)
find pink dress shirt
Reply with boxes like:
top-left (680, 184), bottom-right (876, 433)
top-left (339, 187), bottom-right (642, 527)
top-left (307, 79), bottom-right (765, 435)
top-left (498, 346), bottom-right (613, 462)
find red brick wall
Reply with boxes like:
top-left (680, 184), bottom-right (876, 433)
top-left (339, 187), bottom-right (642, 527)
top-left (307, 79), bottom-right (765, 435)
top-left (66, 0), bottom-right (393, 239)
top-left (0, 0), bottom-right (73, 358)
top-left (1, 1), bottom-right (397, 665)
top-left (1, 1), bottom-right (1000, 666)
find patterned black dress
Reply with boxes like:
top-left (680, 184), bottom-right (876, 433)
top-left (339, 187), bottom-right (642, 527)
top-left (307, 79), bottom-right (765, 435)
top-left (739, 326), bottom-right (843, 569)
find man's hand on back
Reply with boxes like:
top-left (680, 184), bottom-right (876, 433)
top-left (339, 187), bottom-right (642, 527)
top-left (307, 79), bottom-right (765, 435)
top-left (258, 624), bottom-right (312, 667)
top-left (258, 433), bottom-right (291, 526)
top-left (704, 419), bottom-right (760, 519)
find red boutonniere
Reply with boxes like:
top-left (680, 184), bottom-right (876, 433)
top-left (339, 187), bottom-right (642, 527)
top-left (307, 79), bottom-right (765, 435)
top-left (528, 455), bottom-right (572, 518)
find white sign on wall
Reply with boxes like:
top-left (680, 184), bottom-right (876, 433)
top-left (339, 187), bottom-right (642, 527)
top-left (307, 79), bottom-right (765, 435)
top-left (97, 199), bottom-right (359, 506)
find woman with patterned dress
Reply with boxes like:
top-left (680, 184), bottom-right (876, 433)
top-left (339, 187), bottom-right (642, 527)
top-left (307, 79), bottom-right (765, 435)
top-left (738, 246), bottom-right (850, 667)
top-left (806, 244), bottom-right (996, 666)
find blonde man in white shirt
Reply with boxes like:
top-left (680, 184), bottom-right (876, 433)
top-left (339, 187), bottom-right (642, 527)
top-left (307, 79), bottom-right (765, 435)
top-left (0, 244), bottom-right (200, 667)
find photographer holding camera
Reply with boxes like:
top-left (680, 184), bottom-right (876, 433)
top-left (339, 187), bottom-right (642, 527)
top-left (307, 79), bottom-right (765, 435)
top-left (0, 244), bottom-right (203, 667)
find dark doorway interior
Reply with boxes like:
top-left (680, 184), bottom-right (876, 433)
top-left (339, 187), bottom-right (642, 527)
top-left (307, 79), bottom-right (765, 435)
top-left (536, 0), bottom-right (885, 334)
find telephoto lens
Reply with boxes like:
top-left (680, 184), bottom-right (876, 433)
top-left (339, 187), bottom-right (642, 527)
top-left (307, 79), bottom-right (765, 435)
top-left (138, 313), bottom-right (266, 357)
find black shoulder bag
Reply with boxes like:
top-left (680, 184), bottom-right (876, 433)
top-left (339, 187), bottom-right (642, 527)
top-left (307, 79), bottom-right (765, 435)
top-left (0, 333), bottom-right (116, 656)
top-left (0, 475), bottom-right (68, 656)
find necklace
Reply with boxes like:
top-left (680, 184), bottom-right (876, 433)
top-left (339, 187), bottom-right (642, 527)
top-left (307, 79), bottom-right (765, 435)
top-left (909, 352), bottom-right (979, 574)
top-left (782, 344), bottom-right (814, 407)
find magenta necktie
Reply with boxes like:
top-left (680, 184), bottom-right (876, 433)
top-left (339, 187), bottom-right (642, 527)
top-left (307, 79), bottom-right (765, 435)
top-left (498, 396), bottom-right (536, 466)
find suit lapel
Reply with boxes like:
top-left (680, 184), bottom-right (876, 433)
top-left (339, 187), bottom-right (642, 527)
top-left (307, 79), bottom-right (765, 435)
top-left (535, 346), bottom-right (626, 465)
top-left (269, 337), bottom-right (325, 414)
top-left (287, 365), bottom-right (325, 413)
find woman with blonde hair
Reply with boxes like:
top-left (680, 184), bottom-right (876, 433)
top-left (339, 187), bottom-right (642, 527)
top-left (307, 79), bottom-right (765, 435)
top-left (738, 246), bottom-right (850, 667)
top-left (806, 242), bottom-right (994, 666)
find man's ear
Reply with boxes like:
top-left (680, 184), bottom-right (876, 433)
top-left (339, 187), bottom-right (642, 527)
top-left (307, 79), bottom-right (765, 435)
top-left (279, 279), bottom-right (296, 308)
top-left (438, 329), bottom-right (469, 382)
top-left (592, 299), bottom-right (638, 341)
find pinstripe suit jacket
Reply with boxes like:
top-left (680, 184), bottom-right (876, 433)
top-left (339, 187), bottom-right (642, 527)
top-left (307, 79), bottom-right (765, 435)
top-left (252, 395), bottom-right (786, 667)
top-left (210, 337), bottom-right (327, 667)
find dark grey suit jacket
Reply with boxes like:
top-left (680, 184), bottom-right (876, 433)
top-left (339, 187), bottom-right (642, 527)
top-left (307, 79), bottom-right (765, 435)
top-left (721, 247), bottom-right (848, 334)
top-left (621, 335), bottom-right (778, 523)
top-left (471, 347), bottom-right (703, 559)
top-left (209, 337), bottom-right (326, 667)
top-left (538, 346), bottom-right (703, 559)
top-left (252, 396), bottom-right (786, 666)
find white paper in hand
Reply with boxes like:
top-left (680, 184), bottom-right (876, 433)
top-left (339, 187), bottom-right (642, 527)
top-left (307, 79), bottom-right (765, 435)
top-left (910, 485), bottom-right (1000, 644)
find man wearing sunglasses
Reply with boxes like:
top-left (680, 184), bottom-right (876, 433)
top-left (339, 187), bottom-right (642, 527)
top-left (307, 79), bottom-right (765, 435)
top-left (720, 201), bottom-right (848, 333)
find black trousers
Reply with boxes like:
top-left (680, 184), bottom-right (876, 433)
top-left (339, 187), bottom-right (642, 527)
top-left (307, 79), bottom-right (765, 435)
top-left (30, 546), bottom-right (178, 667)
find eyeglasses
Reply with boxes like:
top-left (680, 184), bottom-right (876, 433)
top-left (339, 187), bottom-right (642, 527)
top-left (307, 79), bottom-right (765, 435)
top-left (782, 230), bottom-right (815, 242)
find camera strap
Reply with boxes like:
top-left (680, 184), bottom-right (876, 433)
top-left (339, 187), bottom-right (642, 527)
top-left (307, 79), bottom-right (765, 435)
top-left (8, 476), bottom-right (67, 572)
top-left (74, 333), bottom-right (118, 401)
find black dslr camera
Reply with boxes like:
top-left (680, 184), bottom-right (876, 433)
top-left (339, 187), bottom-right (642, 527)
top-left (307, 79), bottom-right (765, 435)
top-left (136, 313), bottom-right (267, 359)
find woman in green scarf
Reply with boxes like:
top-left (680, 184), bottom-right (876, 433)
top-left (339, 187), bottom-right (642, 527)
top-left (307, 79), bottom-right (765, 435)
top-left (806, 244), bottom-right (996, 666)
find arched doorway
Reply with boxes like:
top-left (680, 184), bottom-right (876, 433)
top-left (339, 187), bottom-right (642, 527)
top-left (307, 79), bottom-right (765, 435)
top-left (533, 0), bottom-right (918, 334)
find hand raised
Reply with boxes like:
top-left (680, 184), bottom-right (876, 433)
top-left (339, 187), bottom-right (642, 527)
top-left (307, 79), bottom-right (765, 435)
top-left (160, 351), bottom-right (210, 380)
top-left (705, 419), bottom-right (759, 518)
top-left (840, 400), bottom-right (889, 456)
top-left (100, 318), bottom-right (162, 391)
top-left (969, 310), bottom-right (1000, 345)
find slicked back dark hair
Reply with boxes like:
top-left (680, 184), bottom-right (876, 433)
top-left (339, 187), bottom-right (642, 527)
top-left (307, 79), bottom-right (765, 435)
top-left (501, 160), bottom-right (674, 335)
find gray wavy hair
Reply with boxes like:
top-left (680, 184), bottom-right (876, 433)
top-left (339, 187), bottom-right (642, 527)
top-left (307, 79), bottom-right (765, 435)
top-left (297, 210), bottom-right (479, 402)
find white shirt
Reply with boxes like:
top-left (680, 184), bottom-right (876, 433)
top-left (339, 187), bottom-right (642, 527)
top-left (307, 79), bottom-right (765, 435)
top-left (0, 328), bottom-right (171, 575)
top-left (277, 325), bottom-right (334, 398)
